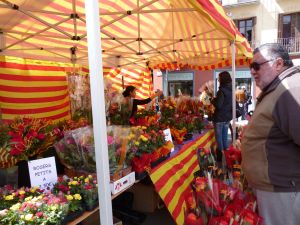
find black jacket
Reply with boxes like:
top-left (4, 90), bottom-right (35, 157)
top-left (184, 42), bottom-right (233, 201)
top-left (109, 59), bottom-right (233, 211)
top-left (211, 84), bottom-right (233, 122)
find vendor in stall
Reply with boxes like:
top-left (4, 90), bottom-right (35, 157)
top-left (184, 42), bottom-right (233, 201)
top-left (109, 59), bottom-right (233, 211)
top-left (122, 85), bottom-right (162, 124)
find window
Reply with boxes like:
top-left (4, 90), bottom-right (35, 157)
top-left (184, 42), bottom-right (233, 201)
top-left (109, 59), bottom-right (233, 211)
top-left (234, 18), bottom-right (256, 44)
top-left (278, 13), bottom-right (300, 39)
top-left (278, 13), bottom-right (300, 52)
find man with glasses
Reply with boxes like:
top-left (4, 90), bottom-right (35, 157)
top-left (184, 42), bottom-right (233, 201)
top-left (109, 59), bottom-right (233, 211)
top-left (242, 43), bottom-right (300, 225)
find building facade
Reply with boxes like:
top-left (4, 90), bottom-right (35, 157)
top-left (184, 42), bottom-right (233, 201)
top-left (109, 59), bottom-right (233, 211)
top-left (222, 0), bottom-right (300, 59)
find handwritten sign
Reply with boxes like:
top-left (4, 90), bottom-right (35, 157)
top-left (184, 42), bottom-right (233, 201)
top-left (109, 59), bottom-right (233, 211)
top-left (163, 128), bottom-right (174, 152)
top-left (28, 157), bottom-right (57, 190)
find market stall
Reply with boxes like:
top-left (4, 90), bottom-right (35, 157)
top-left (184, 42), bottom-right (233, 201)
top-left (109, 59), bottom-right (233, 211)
top-left (0, 0), bottom-right (253, 224)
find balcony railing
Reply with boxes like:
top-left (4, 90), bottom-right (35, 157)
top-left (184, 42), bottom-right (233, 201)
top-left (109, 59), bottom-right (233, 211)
top-left (248, 38), bottom-right (300, 53)
top-left (277, 37), bottom-right (300, 54)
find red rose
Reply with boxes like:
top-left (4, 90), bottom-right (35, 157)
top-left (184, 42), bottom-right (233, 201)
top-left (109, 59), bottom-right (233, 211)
top-left (37, 133), bottom-right (45, 140)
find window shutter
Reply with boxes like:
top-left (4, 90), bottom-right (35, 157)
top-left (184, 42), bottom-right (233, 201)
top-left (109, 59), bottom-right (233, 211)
top-left (291, 13), bottom-right (297, 38)
top-left (295, 12), bottom-right (300, 38)
top-left (252, 17), bottom-right (257, 45)
top-left (278, 14), bottom-right (283, 38)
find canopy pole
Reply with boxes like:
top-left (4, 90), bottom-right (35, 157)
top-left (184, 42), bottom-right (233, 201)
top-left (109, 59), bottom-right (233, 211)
top-left (231, 41), bottom-right (236, 146)
top-left (84, 1), bottom-right (113, 225)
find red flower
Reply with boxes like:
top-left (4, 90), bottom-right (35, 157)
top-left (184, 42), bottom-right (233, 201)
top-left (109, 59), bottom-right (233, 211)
top-left (10, 148), bottom-right (23, 156)
top-left (37, 133), bottom-right (45, 140)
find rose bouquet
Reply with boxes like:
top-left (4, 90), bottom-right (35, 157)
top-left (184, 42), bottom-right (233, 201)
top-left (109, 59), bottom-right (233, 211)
top-left (54, 132), bottom-right (84, 170)
top-left (72, 126), bottom-right (95, 172)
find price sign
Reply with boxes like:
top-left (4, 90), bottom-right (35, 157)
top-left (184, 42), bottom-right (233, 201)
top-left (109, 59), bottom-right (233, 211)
top-left (163, 128), bottom-right (174, 152)
top-left (28, 157), bottom-right (57, 190)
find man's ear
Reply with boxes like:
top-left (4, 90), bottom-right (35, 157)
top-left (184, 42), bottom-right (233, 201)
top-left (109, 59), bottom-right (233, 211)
top-left (275, 57), bottom-right (285, 71)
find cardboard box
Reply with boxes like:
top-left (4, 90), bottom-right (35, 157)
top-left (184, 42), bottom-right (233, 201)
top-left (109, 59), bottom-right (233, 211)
top-left (128, 183), bottom-right (160, 213)
top-left (110, 172), bottom-right (135, 195)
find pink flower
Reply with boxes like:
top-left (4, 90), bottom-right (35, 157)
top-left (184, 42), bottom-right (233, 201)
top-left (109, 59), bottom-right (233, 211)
top-left (107, 136), bottom-right (114, 145)
top-left (36, 212), bottom-right (43, 217)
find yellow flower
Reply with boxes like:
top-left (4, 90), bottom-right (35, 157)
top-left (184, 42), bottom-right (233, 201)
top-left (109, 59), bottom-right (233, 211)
top-left (66, 195), bottom-right (73, 201)
top-left (20, 215), bottom-right (25, 219)
top-left (25, 214), bottom-right (33, 221)
top-left (30, 187), bottom-right (38, 193)
top-left (50, 205), bottom-right (58, 211)
top-left (68, 181), bottom-right (78, 186)
top-left (140, 135), bottom-right (148, 142)
top-left (25, 196), bottom-right (33, 202)
top-left (88, 175), bottom-right (92, 179)
top-left (4, 195), bottom-right (14, 201)
top-left (19, 190), bottom-right (25, 195)
top-left (73, 194), bottom-right (82, 200)
top-left (84, 178), bottom-right (89, 183)
top-left (134, 141), bottom-right (140, 146)
top-left (74, 177), bottom-right (78, 180)
top-left (10, 203), bottom-right (21, 211)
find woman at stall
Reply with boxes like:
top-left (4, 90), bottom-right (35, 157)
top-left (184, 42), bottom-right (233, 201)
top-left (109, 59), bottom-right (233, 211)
top-left (122, 85), bottom-right (162, 125)
top-left (211, 71), bottom-right (232, 162)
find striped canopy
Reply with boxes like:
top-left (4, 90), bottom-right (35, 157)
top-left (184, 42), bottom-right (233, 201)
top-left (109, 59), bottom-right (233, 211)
top-left (0, 0), bottom-right (252, 70)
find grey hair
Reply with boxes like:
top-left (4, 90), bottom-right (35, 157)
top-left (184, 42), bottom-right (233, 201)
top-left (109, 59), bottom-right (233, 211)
top-left (253, 43), bottom-right (294, 67)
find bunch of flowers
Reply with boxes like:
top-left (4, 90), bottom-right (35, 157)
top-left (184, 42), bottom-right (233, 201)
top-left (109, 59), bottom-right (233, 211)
top-left (107, 126), bottom-right (132, 180)
top-left (54, 131), bottom-right (84, 170)
top-left (53, 175), bottom-right (98, 212)
top-left (107, 89), bottom-right (132, 126)
top-left (131, 109), bottom-right (159, 127)
top-left (72, 126), bottom-right (95, 172)
top-left (0, 186), bottom-right (43, 210)
top-left (52, 176), bottom-right (83, 213)
top-left (0, 117), bottom-right (62, 168)
top-left (131, 126), bottom-right (172, 174)
top-left (185, 175), bottom-right (263, 225)
top-left (57, 118), bottom-right (89, 132)
top-left (0, 193), bottom-right (68, 225)
top-left (159, 97), bottom-right (176, 128)
top-left (78, 175), bottom-right (98, 210)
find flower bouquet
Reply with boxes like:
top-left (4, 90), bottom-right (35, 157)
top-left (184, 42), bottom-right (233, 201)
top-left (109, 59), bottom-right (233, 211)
top-left (72, 126), bottom-right (95, 173)
top-left (54, 131), bottom-right (84, 171)
top-left (107, 126), bottom-right (132, 181)
top-left (0, 117), bottom-right (61, 168)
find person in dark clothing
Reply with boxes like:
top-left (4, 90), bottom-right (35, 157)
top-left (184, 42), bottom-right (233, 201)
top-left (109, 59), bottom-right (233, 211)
top-left (122, 85), bottom-right (162, 124)
top-left (211, 71), bottom-right (233, 162)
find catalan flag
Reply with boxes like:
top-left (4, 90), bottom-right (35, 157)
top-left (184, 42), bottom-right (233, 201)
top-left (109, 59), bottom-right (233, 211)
top-left (150, 130), bottom-right (216, 225)
top-left (0, 56), bottom-right (72, 123)
top-left (0, 56), bottom-right (153, 122)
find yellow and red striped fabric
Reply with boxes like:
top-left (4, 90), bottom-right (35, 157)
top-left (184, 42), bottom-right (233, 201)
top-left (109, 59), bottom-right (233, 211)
top-left (0, 56), bottom-right (73, 123)
top-left (0, 56), bottom-right (153, 122)
top-left (103, 67), bottom-right (153, 99)
top-left (150, 130), bottom-right (216, 225)
top-left (0, 0), bottom-right (252, 70)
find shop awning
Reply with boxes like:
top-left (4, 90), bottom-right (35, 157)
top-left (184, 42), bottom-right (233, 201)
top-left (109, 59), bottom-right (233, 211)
top-left (0, 0), bottom-right (252, 70)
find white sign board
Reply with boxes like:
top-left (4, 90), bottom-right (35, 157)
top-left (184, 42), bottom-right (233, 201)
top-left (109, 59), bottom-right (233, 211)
top-left (163, 128), bottom-right (174, 152)
top-left (28, 157), bottom-right (57, 190)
